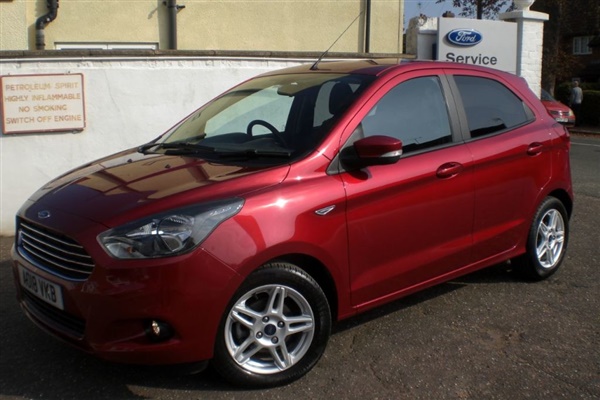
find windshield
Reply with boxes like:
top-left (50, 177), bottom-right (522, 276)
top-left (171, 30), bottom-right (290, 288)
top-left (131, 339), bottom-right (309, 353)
top-left (541, 89), bottom-right (556, 102)
top-left (145, 73), bottom-right (375, 162)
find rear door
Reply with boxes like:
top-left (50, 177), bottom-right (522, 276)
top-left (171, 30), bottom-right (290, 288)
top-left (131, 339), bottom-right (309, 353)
top-left (447, 72), bottom-right (553, 263)
top-left (340, 70), bottom-right (475, 308)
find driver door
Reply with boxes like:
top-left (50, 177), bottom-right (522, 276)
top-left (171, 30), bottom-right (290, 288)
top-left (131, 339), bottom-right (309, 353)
top-left (342, 72), bottom-right (475, 308)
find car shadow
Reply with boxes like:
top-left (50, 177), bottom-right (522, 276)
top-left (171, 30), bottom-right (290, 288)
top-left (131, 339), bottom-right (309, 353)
top-left (334, 261), bottom-right (517, 333)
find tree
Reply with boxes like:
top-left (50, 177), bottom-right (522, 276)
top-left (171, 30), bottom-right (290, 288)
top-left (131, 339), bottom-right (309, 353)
top-left (533, 0), bottom-right (571, 94)
top-left (435, 0), bottom-right (513, 19)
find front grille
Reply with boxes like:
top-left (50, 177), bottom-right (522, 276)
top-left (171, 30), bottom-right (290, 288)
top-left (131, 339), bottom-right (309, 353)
top-left (22, 290), bottom-right (86, 339)
top-left (17, 220), bottom-right (95, 281)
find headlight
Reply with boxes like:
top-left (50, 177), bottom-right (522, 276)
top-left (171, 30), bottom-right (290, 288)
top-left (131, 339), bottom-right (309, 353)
top-left (99, 198), bottom-right (244, 259)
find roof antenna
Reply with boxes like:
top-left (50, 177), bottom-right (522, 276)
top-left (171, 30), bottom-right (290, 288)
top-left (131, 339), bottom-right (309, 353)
top-left (310, 11), bottom-right (364, 71)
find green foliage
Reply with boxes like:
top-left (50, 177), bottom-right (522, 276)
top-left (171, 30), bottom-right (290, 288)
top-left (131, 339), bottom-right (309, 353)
top-left (581, 83), bottom-right (600, 91)
top-left (555, 82), bottom-right (572, 104)
top-left (581, 91), bottom-right (600, 126)
top-left (554, 83), bottom-right (599, 126)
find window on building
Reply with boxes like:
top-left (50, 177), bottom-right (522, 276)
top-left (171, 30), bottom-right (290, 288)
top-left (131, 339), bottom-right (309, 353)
top-left (573, 36), bottom-right (593, 55)
top-left (55, 43), bottom-right (158, 50)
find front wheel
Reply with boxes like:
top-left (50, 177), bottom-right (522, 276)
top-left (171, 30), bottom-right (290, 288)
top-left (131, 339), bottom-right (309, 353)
top-left (513, 196), bottom-right (569, 280)
top-left (213, 262), bottom-right (331, 387)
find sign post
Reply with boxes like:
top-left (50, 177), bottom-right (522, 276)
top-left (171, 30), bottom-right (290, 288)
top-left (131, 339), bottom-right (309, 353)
top-left (500, 5), bottom-right (549, 97)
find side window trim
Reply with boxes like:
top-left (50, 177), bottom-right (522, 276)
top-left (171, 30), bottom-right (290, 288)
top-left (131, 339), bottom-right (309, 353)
top-left (443, 71), bottom-right (471, 143)
top-left (438, 74), bottom-right (466, 145)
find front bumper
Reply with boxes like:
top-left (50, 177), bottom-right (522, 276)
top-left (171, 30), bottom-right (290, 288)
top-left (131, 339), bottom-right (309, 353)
top-left (11, 218), bottom-right (242, 365)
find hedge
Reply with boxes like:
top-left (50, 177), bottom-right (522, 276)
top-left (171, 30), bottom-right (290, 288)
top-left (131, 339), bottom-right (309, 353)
top-left (580, 90), bottom-right (600, 126)
top-left (555, 82), bottom-right (600, 126)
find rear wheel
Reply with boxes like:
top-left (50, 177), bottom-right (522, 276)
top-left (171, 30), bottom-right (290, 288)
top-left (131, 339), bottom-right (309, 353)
top-left (513, 196), bottom-right (569, 280)
top-left (213, 262), bottom-right (331, 387)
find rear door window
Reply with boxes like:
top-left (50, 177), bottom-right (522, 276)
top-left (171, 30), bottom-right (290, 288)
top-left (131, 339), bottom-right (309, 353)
top-left (453, 76), bottom-right (534, 138)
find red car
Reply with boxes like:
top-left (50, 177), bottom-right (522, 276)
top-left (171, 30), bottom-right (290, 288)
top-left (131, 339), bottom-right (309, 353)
top-left (12, 60), bottom-right (573, 387)
top-left (541, 89), bottom-right (576, 127)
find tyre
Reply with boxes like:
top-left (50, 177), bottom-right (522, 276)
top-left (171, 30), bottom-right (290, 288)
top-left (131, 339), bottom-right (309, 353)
top-left (213, 262), bottom-right (331, 387)
top-left (513, 196), bottom-right (569, 280)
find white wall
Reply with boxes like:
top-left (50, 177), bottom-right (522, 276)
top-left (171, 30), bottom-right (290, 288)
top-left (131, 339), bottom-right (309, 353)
top-left (0, 56), bottom-right (312, 235)
top-left (500, 10), bottom-right (549, 97)
top-left (405, 16), bottom-right (439, 60)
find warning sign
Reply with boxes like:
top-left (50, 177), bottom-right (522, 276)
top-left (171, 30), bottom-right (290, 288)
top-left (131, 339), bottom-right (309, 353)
top-left (1, 74), bottom-right (86, 134)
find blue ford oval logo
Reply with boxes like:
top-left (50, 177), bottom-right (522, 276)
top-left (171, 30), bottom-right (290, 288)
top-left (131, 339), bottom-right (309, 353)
top-left (446, 29), bottom-right (483, 47)
top-left (38, 210), bottom-right (51, 219)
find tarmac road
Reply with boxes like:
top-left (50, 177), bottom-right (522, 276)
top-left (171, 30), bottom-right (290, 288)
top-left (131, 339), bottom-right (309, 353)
top-left (0, 135), bottom-right (598, 400)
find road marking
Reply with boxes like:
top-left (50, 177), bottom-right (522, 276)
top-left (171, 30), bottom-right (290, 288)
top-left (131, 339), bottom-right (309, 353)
top-left (571, 141), bottom-right (600, 148)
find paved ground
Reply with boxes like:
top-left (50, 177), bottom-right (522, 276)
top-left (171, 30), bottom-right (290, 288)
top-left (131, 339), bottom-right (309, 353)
top-left (0, 134), bottom-right (598, 399)
top-left (570, 125), bottom-right (600, 136)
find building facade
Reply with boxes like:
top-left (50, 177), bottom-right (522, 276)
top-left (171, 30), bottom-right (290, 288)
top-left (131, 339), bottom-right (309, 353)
top-left (0, 0), bottom-right (404, 54)
top-left (532, 0), bottom-right (600, 84)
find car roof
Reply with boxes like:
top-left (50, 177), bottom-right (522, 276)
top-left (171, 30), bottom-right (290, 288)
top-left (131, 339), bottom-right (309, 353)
top-left (259, 58), bottom-right (522, 80)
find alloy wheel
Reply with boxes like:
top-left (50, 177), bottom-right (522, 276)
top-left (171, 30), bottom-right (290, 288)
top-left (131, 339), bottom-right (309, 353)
top-left (224, 284), bottom-right (315, 374)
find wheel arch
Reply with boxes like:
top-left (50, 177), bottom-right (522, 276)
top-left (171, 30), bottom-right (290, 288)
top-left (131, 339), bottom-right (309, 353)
top-left (267, 254), bottom-right (339, 322)
top-left (548, 188), bottom-right (573, 218)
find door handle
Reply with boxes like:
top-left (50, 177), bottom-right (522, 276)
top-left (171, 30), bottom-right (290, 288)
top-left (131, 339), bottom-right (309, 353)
top-left (527, 142), bottom-right (544, 156)
top-left (436, 162), bottom-right (463, 179)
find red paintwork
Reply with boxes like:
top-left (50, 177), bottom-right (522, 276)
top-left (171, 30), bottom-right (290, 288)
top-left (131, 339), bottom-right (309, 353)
top-left (11, 60), bottom-right (573, 366)
top-left (353, 135), bottom-right (402, 159)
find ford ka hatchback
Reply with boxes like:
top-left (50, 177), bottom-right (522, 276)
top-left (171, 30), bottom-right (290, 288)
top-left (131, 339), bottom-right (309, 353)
top-left (12, 60), bottom-right (573, 387)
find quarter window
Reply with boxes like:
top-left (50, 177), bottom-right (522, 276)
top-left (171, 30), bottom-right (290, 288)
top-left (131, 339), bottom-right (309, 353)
top-left (55, 42), bottom-right (158, 50)
top-left (454, 76), bottom-right (533, 138)
top-left (361, 76), bottom-right (453, 153)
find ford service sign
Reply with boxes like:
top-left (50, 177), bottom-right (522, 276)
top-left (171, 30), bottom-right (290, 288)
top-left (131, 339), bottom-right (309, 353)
top-left (446, 29), bottom-right (483, 47)
top-left (438, 18), bottom-right (516, 73)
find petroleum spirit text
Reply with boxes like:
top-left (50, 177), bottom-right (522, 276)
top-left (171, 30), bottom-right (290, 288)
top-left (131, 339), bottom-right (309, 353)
top-left (3, 93), bottom-right (81, 102)
top-left (6, 115), bottom-right (83, 124)
top-left (3, 83), bottom-right (52, 91)
top-left (3, 81), bottom-right (79, 91)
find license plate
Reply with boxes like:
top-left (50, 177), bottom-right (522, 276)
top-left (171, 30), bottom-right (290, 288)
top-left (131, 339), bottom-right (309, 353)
top-left (556, 117), bottom-right (568, 123)
top-left (18, 265), bottom-right (65, 310)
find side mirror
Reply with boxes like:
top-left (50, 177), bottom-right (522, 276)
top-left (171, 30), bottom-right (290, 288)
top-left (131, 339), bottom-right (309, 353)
top-left (341, 135), bottom-right (403, 168)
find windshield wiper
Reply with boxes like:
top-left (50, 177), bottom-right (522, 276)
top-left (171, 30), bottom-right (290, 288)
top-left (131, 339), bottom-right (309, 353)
top-left (217, 148), bottom-right (292, 159)
top-left (139, 141), bottom-right (291, 159)
top-left (138, 141), bottom-right (214, 155)
top-left (137, 142), bottom-right (161, 153)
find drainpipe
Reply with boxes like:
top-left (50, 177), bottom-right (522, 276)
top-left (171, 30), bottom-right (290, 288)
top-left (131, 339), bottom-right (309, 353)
top-left (165, 0), bottom-right (185, 50)
top-left (35, 0), bottom-right (59, 50)
top-left (365, 0), bottom-right (371, 53)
